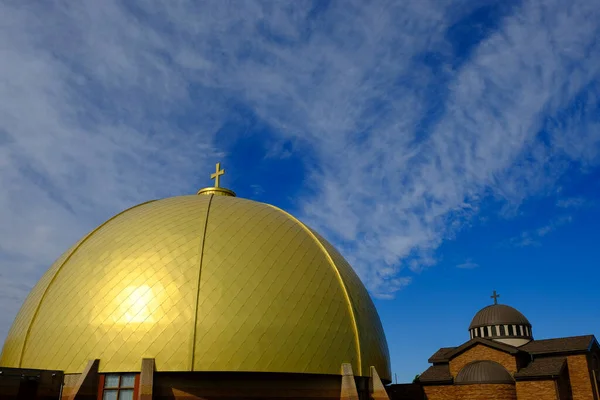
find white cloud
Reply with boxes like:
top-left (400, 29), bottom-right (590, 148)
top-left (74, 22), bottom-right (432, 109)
top-left (507, 215), bottom-right (573, 247)
top-left (1, 0), bottom-right (599, 344)
top-left (556, 197), bottom-right (588, 209)
top-left (456, 260), bottom-right (480, 269)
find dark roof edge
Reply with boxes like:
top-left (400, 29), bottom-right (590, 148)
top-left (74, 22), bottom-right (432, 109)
top-left (528, 349), bottom-right (589, 356)
top-left (440, 338), bottom-right (520, 361)
top-left (428, 356), bottom-right (450, 364)
top-left (514, 374), bottom-right (561, 381)
top-left (589, 336), bottom-right (599, 351)
top-left (455, 379), bottom-right (515, 385)
top-left (427, 347), bottom-right (455, 364)
top-left (419, 378), bottom-right (454, 386)
top-left (514, 358), bottom-right (567, 380)
top-left (469, 322), bottom-right (532, 329)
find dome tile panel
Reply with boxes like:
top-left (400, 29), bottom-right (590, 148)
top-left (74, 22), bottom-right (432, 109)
top-left (455, 360), bottom-right (514, 384)
top-left (18, 197), bottom-right (209, 373)
top-left (310, 230), bottom-right (392, 381)
top-left (0, 239), bottom-right (82, 367)
top-left (193, 196), bottom-right (358, 374)
top-left (469, 305), bottom-right (531, 329)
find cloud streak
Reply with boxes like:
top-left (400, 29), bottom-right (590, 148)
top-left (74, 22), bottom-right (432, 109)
top-left (1, 0), bottom-right (599, 343)
top-left (457, 260), bottom-right (480, 269)
top-left (507, 215), bottom-right (573, 247)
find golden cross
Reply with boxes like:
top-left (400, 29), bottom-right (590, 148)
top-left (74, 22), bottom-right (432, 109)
top-left (210, 162), bottom-right (225, 188)
top-left (490, 290), bottom-right (500, 305)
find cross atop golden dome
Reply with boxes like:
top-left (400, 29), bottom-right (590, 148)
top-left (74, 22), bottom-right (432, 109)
top-left (197, 162), bottom-right (236, 197)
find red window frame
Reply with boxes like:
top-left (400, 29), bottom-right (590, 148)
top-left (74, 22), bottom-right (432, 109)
top-left (97, 373), bottom-right (140, 400)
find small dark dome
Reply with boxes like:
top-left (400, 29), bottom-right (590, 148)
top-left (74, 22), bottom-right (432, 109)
top-left (455, 361), bottom-right (514, 385)
top-left (469, 304), bottom-right (530, 329)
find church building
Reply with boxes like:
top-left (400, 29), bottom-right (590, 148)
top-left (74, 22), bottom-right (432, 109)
top-left (1, 164), bottom-right (598, 400)
top-left (415, 291), bottom-right (600, 400)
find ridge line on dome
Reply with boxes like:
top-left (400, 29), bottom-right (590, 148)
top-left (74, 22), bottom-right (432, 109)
top-left (18, 199), bottom-right (158, 368)
top-left (189, 193), bottom-right (214, 371)
top-left (264, 204), bottom-right (362, 376)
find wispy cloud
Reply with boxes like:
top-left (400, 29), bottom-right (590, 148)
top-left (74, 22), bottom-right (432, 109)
top-left (1, 0), bottom-right (600, 343)
top-left (456, 260), bottom-right (480, 269)
top-left (556, 197), bottom-right (588, 209)
top-left (507, 215), bottom-right (573, 247)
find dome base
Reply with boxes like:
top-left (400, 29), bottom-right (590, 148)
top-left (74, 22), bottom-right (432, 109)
top-left (196, 187), bottom-right (236, 197)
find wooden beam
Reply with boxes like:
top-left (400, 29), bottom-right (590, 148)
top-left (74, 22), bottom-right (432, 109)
top-left (369, 366), bottom-right (390, 400)
top-left (137, 358), bottom-right (155, 400)
top-left (68, 359), bottom-right (99, 400)
top-left (340, 363), bottom-right (360, 400)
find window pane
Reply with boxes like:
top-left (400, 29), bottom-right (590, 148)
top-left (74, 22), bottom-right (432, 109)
top-left (103, 389), bottom-right (118, 400)
top-left (104, 375), bottom-right (120, 388)
top-left (508, 325), bottom-right (514, 335)
top-left (492, 325), bottom-right (498, 336)
top-left (119, 389), bottom-right (134, 400)
top-left (499, 325), bottom-right (506, 335)
top-left (120, 374), bottom-right (135, 388)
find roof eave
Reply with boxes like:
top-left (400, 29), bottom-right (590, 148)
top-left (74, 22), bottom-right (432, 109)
top-left (455, 380), bottom-right (514, 385)
top-left (528, 349), bottom-right (590, 357)
top-left (443, 338), bottom-right (520, 361)
top-left (514, 374), bottom-right (561, 381)
top-left (419, 378), bottom-right (454, 386)
top-left (469, 322), bottom-right (532, 330)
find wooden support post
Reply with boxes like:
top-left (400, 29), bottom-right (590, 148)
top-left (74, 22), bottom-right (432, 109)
top-left (137, 358), bottom-right (155, 400)
top-left (369, 366), bottom-right (390, 400)
top-left (69, 359), bottom-right (99, 400)
top-left (341, 363), bottom-right (360, 400)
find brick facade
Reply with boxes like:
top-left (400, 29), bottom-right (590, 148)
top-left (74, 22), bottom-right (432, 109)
top-left (568, 355), bottom-right (595, 400)
top-left (423, 385), bottom-right (455, 400)
top-left (449, 344), bottom-right (518, 376)
top-left (456, 383), bottom-right (517, 400)
top-left (425, 384), bottom-right (516, 400)
top-left (516, 380), bottom-right (557, 400)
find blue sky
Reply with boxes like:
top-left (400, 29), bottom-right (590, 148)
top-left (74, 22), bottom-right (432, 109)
top-left (1, 0), bottom-right (599, 384)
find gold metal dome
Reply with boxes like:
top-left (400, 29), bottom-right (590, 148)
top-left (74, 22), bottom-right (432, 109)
top-left (0, 193), bottom-right (390, 380)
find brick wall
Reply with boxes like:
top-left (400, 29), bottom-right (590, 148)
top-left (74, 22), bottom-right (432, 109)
top-left (423, 385), bottom-right (455, 400)
top-left (424, 384), bottom-right (516, 400)
top-left (516, 380), bottom-right (557, 400)
top-left (449, 344), bottom-right (517, 376)
top-left (456, 383), bottom-right (517, 400)
top-left (568, 355), bottom-right (595, 400)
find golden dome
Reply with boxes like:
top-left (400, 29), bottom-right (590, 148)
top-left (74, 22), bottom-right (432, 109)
top-left (0, 194), bottom-right (390, 379)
